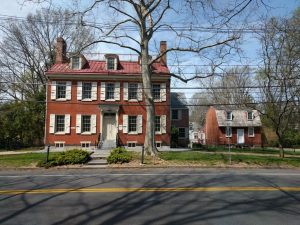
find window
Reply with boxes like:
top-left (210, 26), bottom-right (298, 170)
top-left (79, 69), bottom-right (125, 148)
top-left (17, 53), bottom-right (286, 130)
top-left (128, 83), bottom-right (138, 100)
top-left (194, 133), bottom-right (199, 139)
top-left (225, 127), bottom-right (232, 137)
top-left (128, 116), bottom-right (137, 132)
top-left (248, 127), bottom-right (255, 137)
top-left (226, 111), bottom-right (233, 120)
top-left (172, 110), bottom-right (179, 120)
top-left (247, 111), bottom-right (253, 120)
top-left (107, 58), bottom-right (115, 70)
top-left (72, 56), bottom-right (80, 69)
top-left (127, 142), bottom-right (137, 148)
top-left (82, 82), bottom-right (92, 99)
top-left (178, 128), bottom-right (186, 138)
top-left (82, 115), bottom-right (91, 133)
top-left (56, 82), bottom-right (66, 99)
top-left (55, 142), bottom-right (64, 148)
top-left (55, 115), bottom-right (65, 132)
top-left (106, 83), bottom-right (115, 100)
top-left (152, 84), bottom-right (161, 100)
top-left (155, 116), bottom-right (161, 133)
top-left (156, 142), bottom-right (162, 148)
top-left (81, 142), bottom-right (90, 148)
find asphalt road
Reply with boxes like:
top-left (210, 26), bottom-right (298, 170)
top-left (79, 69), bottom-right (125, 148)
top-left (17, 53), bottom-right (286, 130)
top-left (0, 168), bottom-right (299, 225)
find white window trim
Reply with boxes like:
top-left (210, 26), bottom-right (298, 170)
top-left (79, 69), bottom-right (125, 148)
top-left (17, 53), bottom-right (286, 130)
top-left (54, 142), bottom-right (65, 148)
top-left (80, 141), bottom-right (91, 148)
top-left (127, 141), bottom-right (137, 148)
top-left (156, 141), bottom-right (162, 148)
top-left (248, 127), bottom-right (255, 137)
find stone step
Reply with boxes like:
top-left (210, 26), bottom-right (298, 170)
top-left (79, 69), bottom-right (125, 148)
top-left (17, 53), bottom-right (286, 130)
top-left (87, 159), bottom-right (108, 165)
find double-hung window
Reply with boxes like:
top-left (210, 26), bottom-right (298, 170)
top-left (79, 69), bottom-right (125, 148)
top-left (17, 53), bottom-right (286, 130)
top-left (55, 115), bottom-right (65, 132)
top-left (128, 116), bottom-right (137, 133)
top-left (82, 82), bottom-right (92, 99)
top-left (248, 127), bottom-right (254, 137)
top-left (107, 58), bottom-right (115, 70)
top-left (225, 127), bottom-right (232, 137)
top-left (82, 115), bottom-right (91, 133)
top-left (56, 82), bottom-right (66, 99)
top-left (155, 116), bottom-right (161, 133)
top-left (178, 128), bottom-right (186, 138)
top-left (128, 83), bottom-right (138, 100)
top-left (72, 56), bottom-right (80, 69)
top-left (106, 83), bottom-right (115, 100)
top-left (152, 84), bottom-right (161, 100)
top-left (226, 111), bottom-right (233, 120)
top-left (247, 111), bottom-right (253, 120)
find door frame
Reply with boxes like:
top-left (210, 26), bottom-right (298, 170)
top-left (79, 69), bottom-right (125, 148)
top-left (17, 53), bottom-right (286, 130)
top-left (237, 128), bottom-right (245, 144)
top-left (100, 112), bottom-right (118, 141)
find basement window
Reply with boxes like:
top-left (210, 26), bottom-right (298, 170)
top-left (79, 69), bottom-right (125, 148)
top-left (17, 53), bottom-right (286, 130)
top-left (81, 142), bottom-right (90, 148)
top-left (127, 142), bottom-right (137, 148)
top-left (55, 142), bottom-right (65, 148)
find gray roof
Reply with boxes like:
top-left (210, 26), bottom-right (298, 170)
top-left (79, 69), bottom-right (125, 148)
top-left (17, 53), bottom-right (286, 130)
top-left (171, 92), bottom-right (188, 109)
top-left (215, 109), bottom-right (262, 127)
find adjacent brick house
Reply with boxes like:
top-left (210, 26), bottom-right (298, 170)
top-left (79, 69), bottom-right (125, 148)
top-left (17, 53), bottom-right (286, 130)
top-left (170, 92), bottom-right (189, 147)
top-left (204, 106), bottom-right (262, 146)
top-left (45, 37), bottom-right (171, 150)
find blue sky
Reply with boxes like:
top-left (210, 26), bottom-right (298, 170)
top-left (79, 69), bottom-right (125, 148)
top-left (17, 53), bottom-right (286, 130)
top-left (0, 0), bottom-right (299, 98)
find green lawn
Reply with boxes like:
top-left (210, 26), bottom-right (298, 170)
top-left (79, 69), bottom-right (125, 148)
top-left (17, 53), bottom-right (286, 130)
top-left (192, 146), bottom-right (300, 155)
top-left (160, 151), bottom-right (300, 167)
top-left (0, 152), bottom-right (59, 168)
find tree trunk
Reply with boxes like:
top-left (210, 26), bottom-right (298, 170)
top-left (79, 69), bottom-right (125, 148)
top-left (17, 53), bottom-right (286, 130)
top-left (141, 40), bottom-right (157, 156)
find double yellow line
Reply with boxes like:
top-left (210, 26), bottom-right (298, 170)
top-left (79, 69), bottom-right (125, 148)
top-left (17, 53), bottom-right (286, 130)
top-left (1, 187), bottom-right (300, 194)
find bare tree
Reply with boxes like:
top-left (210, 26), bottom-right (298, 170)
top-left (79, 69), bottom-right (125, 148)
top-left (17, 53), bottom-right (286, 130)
top-left (255, 11), bottom-right (300, 158)
top-left (72, 0), bottom-right (266, 155)
top-left (0, 8), bottom-right (94, 100)
top-left (199, 66), bottom-right (254, 106)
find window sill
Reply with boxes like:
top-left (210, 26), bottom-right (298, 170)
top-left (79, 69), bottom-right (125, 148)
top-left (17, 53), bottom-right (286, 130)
top-left (225, 136), bottom-right (232, 138)
top-left (154, 99), bottom-right (161, 102)
top-left (155, 131), bottom-right (162, 135)
top-left (81, 132), bottom-right (92, 135)
top-left (54, 132), bottom-right (66, 135)
top-left (128, 132), bottom-right (138, 135)
top-left (81, 99), bottom-right (93, 102)
top-left (128, 99), bottom-right (138, 102)
top-left (105, 99), bottom-right (116, 102)
top-left (248, 135), bottom-right (255, 138)
top-left (55, 98), bottom-right (67, 101)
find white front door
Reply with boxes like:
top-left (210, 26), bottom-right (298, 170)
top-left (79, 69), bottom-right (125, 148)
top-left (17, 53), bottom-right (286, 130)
top-left (102, 114), bottom-right (117, 140)
top-left (237, 129), bottom-right (244, 144)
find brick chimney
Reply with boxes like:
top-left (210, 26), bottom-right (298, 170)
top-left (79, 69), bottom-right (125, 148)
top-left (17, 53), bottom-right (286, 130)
top-left (55, 37), bottom-right (67, 64)
top-left (160, 41), bottom-right (167, 66)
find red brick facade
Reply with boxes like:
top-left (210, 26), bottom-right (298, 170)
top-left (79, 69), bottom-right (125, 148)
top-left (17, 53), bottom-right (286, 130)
top-left (205, 106), bottom-right (262, 146)
top-left (45, 38), bottom-right (171, 149)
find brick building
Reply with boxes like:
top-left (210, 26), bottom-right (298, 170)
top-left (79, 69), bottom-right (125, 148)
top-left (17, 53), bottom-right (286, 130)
top-left (170, 92), bottom-right (189, 147)
top-left (204, 106), bottom-right (262, 147)
top-left (45, 37), bottom-right (171, 150)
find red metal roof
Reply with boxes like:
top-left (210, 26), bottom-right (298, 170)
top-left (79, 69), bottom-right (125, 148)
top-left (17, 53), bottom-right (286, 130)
top-left (46, 60), bottom-right (170, 75)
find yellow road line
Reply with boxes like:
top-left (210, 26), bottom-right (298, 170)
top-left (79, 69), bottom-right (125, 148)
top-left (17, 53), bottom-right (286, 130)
top-left (1, 187), bottom-right (300, 194)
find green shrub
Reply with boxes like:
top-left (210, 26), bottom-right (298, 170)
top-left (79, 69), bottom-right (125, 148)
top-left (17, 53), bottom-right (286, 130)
top-left (38, 149), bottom-right (91, 167)
top-left (107, 147), bottom-right (133, 164)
